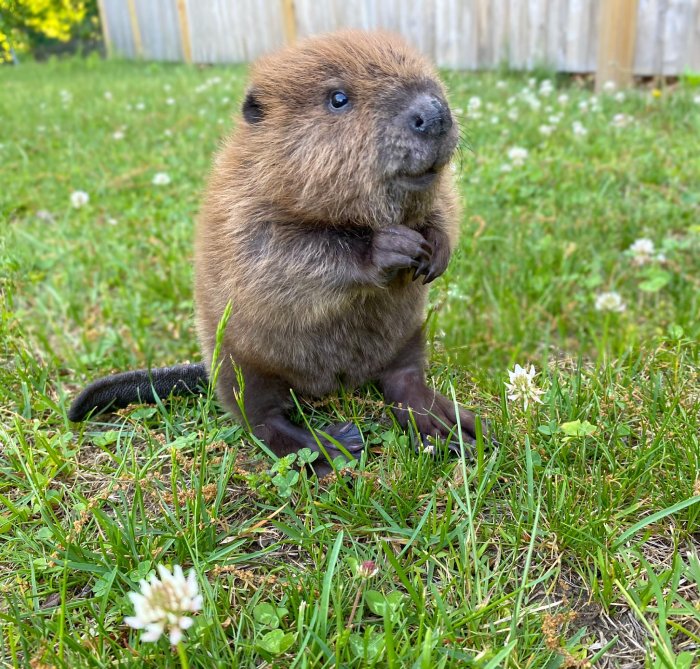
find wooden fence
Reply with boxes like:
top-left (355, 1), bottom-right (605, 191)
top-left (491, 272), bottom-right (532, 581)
top-left (98, 0), bottom-right (700, 83)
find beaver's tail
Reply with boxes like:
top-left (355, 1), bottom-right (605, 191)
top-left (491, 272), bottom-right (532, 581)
top-left (67, 363), bottom-right (208, 422)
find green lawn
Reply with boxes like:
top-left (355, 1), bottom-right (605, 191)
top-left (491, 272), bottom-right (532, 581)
top-left (1, 55), bottom-right (699, 668)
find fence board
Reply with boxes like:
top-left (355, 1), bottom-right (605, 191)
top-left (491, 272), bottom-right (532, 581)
top-left (134, 0), bottom-right (182, 61)
top-left (660, 0), bottom-right (697, 73)
top-left (102, 0), bottom-right (136, 58)
top-left (683, 0), bottom-right (700, 72)
top-left (99, 0), bottom-right (700, 75)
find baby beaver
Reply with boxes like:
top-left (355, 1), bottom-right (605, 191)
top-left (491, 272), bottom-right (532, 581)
top-left (68, 30), bottom-right (482, 470)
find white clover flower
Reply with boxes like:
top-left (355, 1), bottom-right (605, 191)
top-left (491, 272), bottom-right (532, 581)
top-left (496, 80), bottom-right (507, 90)
top-left (500, 163), bottom-right (513, 173)
top-left (70, 190), bottom-right (89, 208)
top-left (135, 102), bottom-right (146, 111)
top-left (595, 291), bottom-right (626, 312)
top-left (467, 96), bottom-right (482, 116)
top-left (557, 93), bottom-right (569, 105)
top-left (112, 130), bottom-right (125, 140)
top-left (523, 94), bottom-right (542, 111)
top-left (611, 113), bottom-right (630, 128)
top-left (152, 172), bottom-right (171, 186)
top-left (539, 124), bottom-right (554, 137)
top-left (505, 364), bottom-right (544, 410)
top-left (490, 116), bottom-right (500, 124)
top-left (507, 108), bottom-right (519, 121)
top-left (603, 80), bottom-right (617, 93)
top-left (164, 83), bottom-right (172, 92)
top-left (539, 79), bottom-right (554, 97)
top-left (572, 121), bottom-right (588, 137)
top-left (578, 100), bottom-right (589, 113)
top-left (548, 114), bottom-right (562, 124)
top-left (507, 146), bottom-right (528, 166)
top-left (693, 94), bottom-right (700, 105)
top-left (507, 96), bottom-right (516, 106)
top-left (104, 91), bottom-right (113, 101)
top-left (628, 238), bottom-right (655, 265)
top-left (125, 564), bottom-right (203, 645)
top-left (527, 77), bottom-right (537, 89)
top-left (614, 91), bottom-right (626, 103)
top-left (166, 97), bottom-right (175, 106)
top-left (164, 129), bottom-right (173, 137)
top-left (221, 96), bottom-right (230, 104)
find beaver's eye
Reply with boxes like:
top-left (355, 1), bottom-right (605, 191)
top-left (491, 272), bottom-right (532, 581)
top-left (328, 90), bottom-right (351, 112)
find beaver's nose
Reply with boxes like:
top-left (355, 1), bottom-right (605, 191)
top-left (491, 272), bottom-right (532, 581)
top-left (406, 93), bottom-right (452, 137)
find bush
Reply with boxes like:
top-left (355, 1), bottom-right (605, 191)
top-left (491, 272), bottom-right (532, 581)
top-left (0, 0), bottom-right (100, 63)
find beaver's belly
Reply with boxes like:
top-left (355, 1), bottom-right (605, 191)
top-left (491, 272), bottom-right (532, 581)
top-left (234, 282), bottom-right (426, 397)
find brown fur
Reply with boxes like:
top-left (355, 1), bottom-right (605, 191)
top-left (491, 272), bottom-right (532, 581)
top-left (193, 30), bottom-right (478, 468)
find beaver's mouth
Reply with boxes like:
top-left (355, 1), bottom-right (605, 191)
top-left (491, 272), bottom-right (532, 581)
top-left (395, 166), bottom-right (439, 191)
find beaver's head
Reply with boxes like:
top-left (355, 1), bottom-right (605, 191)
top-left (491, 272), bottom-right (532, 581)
top-left (236, 30), bottom-right (458, 227)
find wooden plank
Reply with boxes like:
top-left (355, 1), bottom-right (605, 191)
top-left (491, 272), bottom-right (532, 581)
top-left (509, 0), bottom-right (530, 69)
top-left (690, 0), bottom-right (700, 71)
top-left (546, 0), bottom-right (565, 69)
top-left (635, 0), bottom-right (662, 75)
top-left (125, 0), bottom-right (143, 58)
top-left (659, 0), bottom-right (695, 75)
top-left (596, 0), bottom-right (638, 90)
top-left (176, 0), bottom-right (192, 63)
top-left (559, 0), bottom-right (601, 72)
top-left (586, 0), bottom-right (601, 71)
top-left (101, 0), bottom-right (135, 57)
top-left (281, 0), bottom-right (297, 44)
top-left (435, 0), bottom-right (479, 70)
top-left (526, 0), bottom-right (548, 68)
top-left (134, 0), bottom-right (182, 61)
top-left (476, 0), bottom-right (493, 67)
top-left (96, 0), bottom-right (113, 57)
top-left (564, 0), bottom-right (588, 71)
top-left (492, 0), bottom-right (510, 69)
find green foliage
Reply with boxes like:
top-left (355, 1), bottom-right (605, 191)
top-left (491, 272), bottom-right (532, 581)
top-left (1, 59), bottom-right (699, 667)
top-left (254, 604), bottom-right (295, 656)
top-left (0, 0), bottom-right (98, 62)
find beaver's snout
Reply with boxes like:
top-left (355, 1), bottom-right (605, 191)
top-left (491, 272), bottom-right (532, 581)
top-left (386, 90), bottom-right (457, 191)
top-left (404, 93), bottom-right (452, 138)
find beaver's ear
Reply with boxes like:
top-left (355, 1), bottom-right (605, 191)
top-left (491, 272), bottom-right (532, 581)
top-left (242, 89), bottom-right (264, 124)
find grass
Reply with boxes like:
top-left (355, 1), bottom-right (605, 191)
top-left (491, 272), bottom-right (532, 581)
top-left (1, 53), bottom-right (699, 668)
